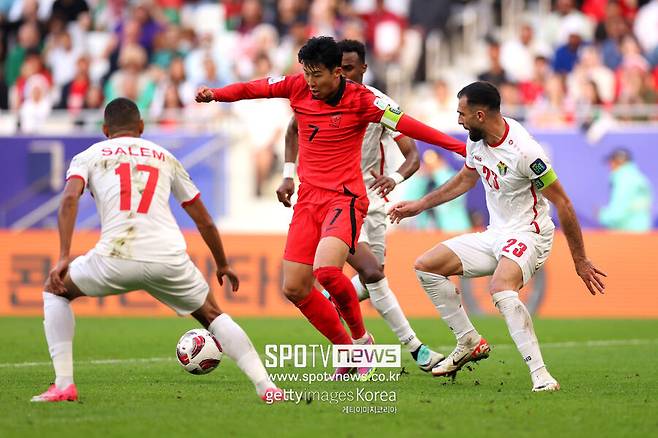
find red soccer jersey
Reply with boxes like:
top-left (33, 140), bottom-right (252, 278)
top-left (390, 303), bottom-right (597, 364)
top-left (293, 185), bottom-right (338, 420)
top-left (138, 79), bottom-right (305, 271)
top-left (213, 74), bottom-right (389, 197)
top-left (211, 73), bottom-right (466, 196)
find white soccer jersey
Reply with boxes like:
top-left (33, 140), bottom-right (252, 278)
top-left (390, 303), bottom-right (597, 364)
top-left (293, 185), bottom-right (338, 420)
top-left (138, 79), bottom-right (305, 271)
top-left (465, 117), bottom-right (555, 235)
top-left (362, 85), bottom-right (402, 208)
top-left (66, 137), bottom-right (200, 263)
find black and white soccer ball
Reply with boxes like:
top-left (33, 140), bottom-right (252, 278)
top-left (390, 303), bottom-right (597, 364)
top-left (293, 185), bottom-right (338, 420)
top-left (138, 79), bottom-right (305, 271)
top-left (176, 329), bottom-right (223, 375)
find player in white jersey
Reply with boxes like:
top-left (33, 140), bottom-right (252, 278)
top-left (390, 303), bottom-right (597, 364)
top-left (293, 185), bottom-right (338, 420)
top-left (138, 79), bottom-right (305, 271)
top-left (31, 98), bottom-right (284, 403)
top-left (389, 82), bottom-right (606, 392)
top-left (276, 39), bottom-right (445, 372)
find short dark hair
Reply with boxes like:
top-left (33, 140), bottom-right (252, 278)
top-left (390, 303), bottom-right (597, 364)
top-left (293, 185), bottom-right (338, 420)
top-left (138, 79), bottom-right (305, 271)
top-left (104, 97), bottom-right (141, 129)
top-left (457, 81), bottom-right (501, 112)
top-left (298, 36), bottom-right (342, 71)
top-left (337, 39), bottom-right (366, 63)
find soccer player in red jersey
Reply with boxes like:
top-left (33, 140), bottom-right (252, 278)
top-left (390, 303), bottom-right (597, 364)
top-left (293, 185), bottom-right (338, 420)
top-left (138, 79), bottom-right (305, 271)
top-left (196, 36), bottom-right (465, 380)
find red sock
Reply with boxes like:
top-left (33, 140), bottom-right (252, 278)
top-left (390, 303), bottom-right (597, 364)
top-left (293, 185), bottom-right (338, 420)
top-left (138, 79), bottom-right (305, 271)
top-left (294, 288), bottom-right (352, 345)
top-left (314, 266), bottom-right (366, 339)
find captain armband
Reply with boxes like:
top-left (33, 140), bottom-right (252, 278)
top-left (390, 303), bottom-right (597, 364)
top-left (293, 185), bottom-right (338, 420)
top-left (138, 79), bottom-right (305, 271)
top-left (381, 105), bottom-right (404, 130)
top-left (532, 168), bottom-right (558, 190)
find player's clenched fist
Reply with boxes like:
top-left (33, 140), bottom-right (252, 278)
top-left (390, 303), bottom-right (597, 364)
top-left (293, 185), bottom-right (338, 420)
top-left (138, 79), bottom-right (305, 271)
top-left (276, 178), bottom-right (295, 207)
top-left (388, 200), bottom-right (426, 224)
top-left (195, 86), bottom-right (214, 103)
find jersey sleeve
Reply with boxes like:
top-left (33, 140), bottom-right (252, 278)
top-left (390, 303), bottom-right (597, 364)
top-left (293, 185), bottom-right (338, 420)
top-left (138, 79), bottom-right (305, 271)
top-left (464, 141), bottom-right (476, 169)
top-left (65, 151), bottom-right (90, 189)
top-left (518, 140), bottom-right (558, 190)
top-left (211, 74), bottom-right (298, 102)
top-left (171, 160), bottom-right (201, 206)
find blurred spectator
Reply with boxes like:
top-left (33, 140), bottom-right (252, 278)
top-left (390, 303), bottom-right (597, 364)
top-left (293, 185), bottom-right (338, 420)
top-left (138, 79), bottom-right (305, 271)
top-left (45, 31), bottom-right (82, 87)
top-left (412, 78), bottom-right (460, 131)
top-left (599, 8), bottom-right (629, 71)
top-left (273, 0), bottom-right (308, 36)
top-left (633, 0), bottom-right (658, 65)
top-left (478, 38), bottom-right (508, 86)
top-left (19, 73), bottom-right (52, 132)
top-left (10, 49), bottom-right (52, 110)
top-left (56, 54), bottom-right (90, 113)
top-left (104, 44), bottom-right (155, 113)
top-left (50, 0), bottom-right (89, 24)
top-left (500, 23), bottom-right (550, 83)
top-left (277, 19), bottom-right (308, 74)
top-left (360, 0), bottom-right (406, 89)
top-left (407, 0), bottom-right (451, 82)
top-left (542, 0), bottom-right (594, 48)
top-left (150, 56), bottom-right (194, 119)
top-left (552, 18), bottom-right (587, 74)
top-left (424, 150), bottom-right (471, 232)
top-left (599, 148), bottom-right (653, 231)
top-left (615, 36), bottom-right (657, 111)
top-left (232, 53), bottom-right (290, 197)
top-left (499, 81), bottom-right (525, 121)
top-left (4, 21), bottom-right (42, 88)
top-left (528, 74), bottom-right (574, 127)
top-left (568, 46), bottom-right (615, 104)
top-left (185, 33), bottom-right (233, 87)
top-left (151, 25), bottom-right (184, 69)
top-left (519, 55), bottom-right (552, 105)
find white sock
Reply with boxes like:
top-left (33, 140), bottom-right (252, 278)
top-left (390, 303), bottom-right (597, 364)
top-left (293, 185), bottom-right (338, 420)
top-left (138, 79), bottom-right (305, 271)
top-left (367, 277), bottom-right (421, 352)
top-left (351, 274), bottom-right (369, 301)
top-left (416, 270), bottom-right (477, 344)
top-left (208, 313), bottom-right (275, 396)
top-left (43, 292), bottom-right (75, 389)
top-left (493, 290), bottom-right (546, 376)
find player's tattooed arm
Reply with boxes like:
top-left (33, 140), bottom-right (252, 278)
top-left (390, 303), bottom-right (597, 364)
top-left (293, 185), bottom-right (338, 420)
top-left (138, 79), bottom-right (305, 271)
top-left (50, 178), bottom-right (85, 293)
top-left (541, 180), bottom-right (607, 296)
top-left (276, 116), bottom-right (299, 208)
top-left (388, 166), bottom-right (478, 224)
top-left (183, 197), bottom-right (239, 291)
top-left (370, 136), bottom-right (419, 197)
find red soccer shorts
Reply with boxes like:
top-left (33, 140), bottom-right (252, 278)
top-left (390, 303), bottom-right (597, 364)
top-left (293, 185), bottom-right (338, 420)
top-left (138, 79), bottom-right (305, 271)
top-left (283, 184), bottom-right (368, 265)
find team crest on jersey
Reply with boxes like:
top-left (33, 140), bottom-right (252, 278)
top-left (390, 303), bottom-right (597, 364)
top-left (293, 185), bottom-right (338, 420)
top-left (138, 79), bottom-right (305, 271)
top-left (330, 114), bottom-right (342, 128)
top-left (497, 161), bottom-right (508, 176)
top-left (530, 158), bottom-right (547, 175)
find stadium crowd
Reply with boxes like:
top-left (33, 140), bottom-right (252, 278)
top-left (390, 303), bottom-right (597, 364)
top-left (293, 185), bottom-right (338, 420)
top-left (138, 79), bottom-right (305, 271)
top-left (0, 0), bottom-right (657, 132)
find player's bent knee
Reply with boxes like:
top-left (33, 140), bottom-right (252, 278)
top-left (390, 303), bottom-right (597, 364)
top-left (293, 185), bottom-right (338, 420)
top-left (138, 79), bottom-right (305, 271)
top-left (282, 284), bottom-right (310, 303)
top-left (360, 268), bottom-right (384, 284)
top-left (488, 279), bottom-right (518, 295)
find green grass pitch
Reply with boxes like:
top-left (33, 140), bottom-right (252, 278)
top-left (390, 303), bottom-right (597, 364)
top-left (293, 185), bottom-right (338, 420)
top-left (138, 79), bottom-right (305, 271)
top-left (1, 317), bottom-right (656, 437)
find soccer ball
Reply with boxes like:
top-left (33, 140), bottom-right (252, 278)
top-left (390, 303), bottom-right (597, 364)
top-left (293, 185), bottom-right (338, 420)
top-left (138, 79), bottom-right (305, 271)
top-left (176, 329), bottom-right (223, 375)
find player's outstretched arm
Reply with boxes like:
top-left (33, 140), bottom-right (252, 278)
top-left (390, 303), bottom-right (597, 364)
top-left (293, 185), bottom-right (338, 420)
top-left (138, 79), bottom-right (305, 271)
top-left (542, 180), bottom-right (607, 295)
top-left (195, 75), bottom-right (293, 103)
top-left (388, 165), bottom-right (478, 224)
top-left (393, 113), bottom-right (466, 157)
top-left (276, 116), bottom-right (299, 208)
top-left (370, 136), bottom-right (419, 197)
top-left (50, 178), bottom-right (84, 293)
top-left (183, 197), bottom-right (239, 292)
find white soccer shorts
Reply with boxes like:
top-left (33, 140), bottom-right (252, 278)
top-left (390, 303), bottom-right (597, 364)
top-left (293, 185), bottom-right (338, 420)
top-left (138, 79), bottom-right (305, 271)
top-left (357, 202), bottom-right (387, 265)
top-left (69, 250), bottom-right (209, 315)
top-left (442, 229), bottom-right (553, 284)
